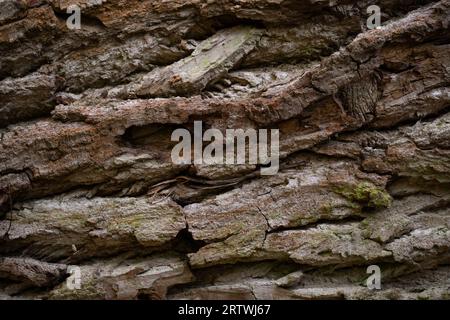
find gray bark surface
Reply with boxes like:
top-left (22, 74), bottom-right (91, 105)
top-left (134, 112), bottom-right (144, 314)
top-left (0, 0), bottom-right (449, 300)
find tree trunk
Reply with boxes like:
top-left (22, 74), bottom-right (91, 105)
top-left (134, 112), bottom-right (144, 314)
top-left (0, 0), bottom-right (449, 300)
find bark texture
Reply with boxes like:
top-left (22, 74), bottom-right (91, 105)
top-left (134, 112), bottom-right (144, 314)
top-left (0, 0), bottom-right (449, 300)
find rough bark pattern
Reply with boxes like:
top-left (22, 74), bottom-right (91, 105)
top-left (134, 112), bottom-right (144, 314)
top-left (0, 0), bottom-right (449, 300)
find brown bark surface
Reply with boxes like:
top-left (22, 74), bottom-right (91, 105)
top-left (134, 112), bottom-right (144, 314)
top-left (0, 0), bottom-right (449, 299)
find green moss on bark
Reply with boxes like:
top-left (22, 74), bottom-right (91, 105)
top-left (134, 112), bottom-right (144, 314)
top-left (333, 182), bottom-right (392, 209)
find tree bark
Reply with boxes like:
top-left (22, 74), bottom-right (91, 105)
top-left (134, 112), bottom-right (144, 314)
top-left (0, 0), bottom-right (449, 300)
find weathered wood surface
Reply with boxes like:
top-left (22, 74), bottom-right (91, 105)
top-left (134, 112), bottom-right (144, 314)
top-left (0, 0), bottom-right (449, 299)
